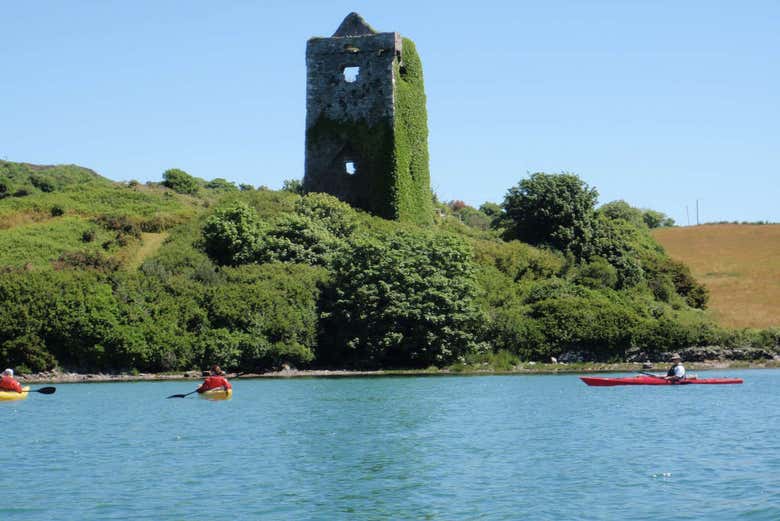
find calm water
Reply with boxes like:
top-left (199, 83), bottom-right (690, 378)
top-left (2, 370), bottom-right (779, 520)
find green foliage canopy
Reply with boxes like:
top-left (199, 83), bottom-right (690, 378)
top-left (319, 231), bottom-right (485, 368)
top-left (162, 168), bottom-right (200, 195)
top-left (499, 172), bottom-right (598, 256)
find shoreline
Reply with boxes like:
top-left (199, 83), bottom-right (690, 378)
top-left (17, 360), bottom-right (780, 384)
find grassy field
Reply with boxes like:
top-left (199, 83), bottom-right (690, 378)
top-left (0, 216), bottom-right (116, 269)
top-left (653, 224), bottom-right (780, 328)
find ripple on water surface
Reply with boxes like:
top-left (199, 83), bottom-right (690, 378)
top-left (1, 370), bottom-right (779, 520)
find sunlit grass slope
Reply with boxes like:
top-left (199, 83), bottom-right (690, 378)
top-left (653, 224), bottom-right (780, 328)
top-left (0, 161), bottom-right (203, 270)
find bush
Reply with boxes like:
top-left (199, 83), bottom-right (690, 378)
top-left (499, 172), bottom-right (598, 256)
top-left (205, 264), bottom-right (325, 370)
top-left (162, 168), bottom-right (200, 195)
top-left (319, 231), bottom-right (486, 368)
top-left (294, 193), bottom-right (357, 239)
top-left (528, 293), bottom-right (638, 361)
top-left (0, 333), bottom-right (56, 372)
top-left (202, 202), bottom-right (264, 266)
top-left (81, 230), bottom-right (97, 243)
top-left (282, 179), bottom-right (303, 195)
top-left (205, 178), bottom-right (238, 192)
top-left (50, 205), bottom-right (65, 217)
top-left (30, 173), bottom-right (56, 193)
top-left (257, 214), bottom-right (343, 268)
top-left (575, 256), bottom-right (618, 289)
top-left (54, 251), bottom-right (121, 272)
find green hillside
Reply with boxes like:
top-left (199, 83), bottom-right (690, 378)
top-left (0, 162), bottom-right (777, 374)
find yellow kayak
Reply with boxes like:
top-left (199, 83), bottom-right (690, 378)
top-left (0, 386), bottom-right (29, 402)
top-left (198, 387), bottom-right (232, 401)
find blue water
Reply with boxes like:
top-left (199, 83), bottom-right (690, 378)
top-left (2, 370), bottom-right (779, 520)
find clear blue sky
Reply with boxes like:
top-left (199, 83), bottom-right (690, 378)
top-left (2, 0), bottom-right (778, 224)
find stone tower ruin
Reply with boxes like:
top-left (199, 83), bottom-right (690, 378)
top-left (303, 13), bottom-right (432, 224)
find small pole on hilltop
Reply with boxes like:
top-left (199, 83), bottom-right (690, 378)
top-left (686, 205), bottom-right (690, 226)
top-left (696, 199), bottom-right (700, 225)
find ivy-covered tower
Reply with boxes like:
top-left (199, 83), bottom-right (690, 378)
top-left (304, 13), bottom-right (432, 224)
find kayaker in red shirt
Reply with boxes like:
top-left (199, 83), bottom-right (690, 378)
top-left (0, 368), bottom-right (23, 393)
top-left (197, 365), bottom-right (232, 394)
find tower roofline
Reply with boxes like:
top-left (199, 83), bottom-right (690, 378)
top-left (332, 12), bottom-right (378, 37)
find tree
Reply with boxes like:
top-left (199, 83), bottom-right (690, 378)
top-left (257, 214), bottom-right (342, 268)
top-left (479, 202), bottom-right (502, 218)
top-left (642, 209), bottom-right (675, 228)
top-left (281, 178), bottom-right (303, 195)
top-left (294, 193), bottom-right (357, 239)
top-left (162, 168), bottom-right (200, 195)
top-left (319, 231), bottom-right (485, 368)
top-left (599, 200), bottom-right (646, 228)
top-left (205, 178), bottom-right (238, 192)
top-left (499, 173), bottom-right (598, 257)
top-left (202, 202), bottom-right (264, 266)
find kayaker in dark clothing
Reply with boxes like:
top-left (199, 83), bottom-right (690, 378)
top-left (0, 368), bottom-right (23, 393)
top-left (197, 365), bottom-right (232, 394)
top-left (665, 354), bottom-right (686, 381)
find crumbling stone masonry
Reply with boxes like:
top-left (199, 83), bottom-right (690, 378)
top-left (303, 13), bottom-right (432, 224)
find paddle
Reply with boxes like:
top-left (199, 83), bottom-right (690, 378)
top-left (166, 389), bottom-right (199, 399)
top-left (639, 371), bottom-right (666, 379)
top-left (30, 386), bottom-right (56, 394)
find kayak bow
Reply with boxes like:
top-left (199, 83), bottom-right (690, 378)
top-left (580, 376), bottom-right (742, 387)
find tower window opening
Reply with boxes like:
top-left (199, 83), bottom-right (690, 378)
top-left (343, 66), bottom-right (360, 83)
top-left (345, 161), bottom-right (356, 174)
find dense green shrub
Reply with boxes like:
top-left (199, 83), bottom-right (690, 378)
top-left (319, 231), bottom-right (485, 368)
top-left (294, 193), bottom-right (357, 239)
top-left (528, 293), bottom-right (638, 361)
top-left (281, 179), bottom-right (303, 195)
top-left (575, 256), bottom-right (619, 289)
top-left (643, 209), bottom-right (675, 228)
top-left (598, 200), bottom-right (646, 228)
top-left (643, 256), bottom-right (709, 309)
top-left (499, 172), bottom-right (598, 256)
top-left (257, 214), bottom-right (343, 268)
top-left (202, 202), bottom-right (264, 266)
top-left (205, 263), bottom-right (325, 370)
top-left (162, 168), bottom-right (200, 195)
top-left (205, 178), bottom-right (238, 192)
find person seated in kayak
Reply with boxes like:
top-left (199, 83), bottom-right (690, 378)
top-left (197, 365), bottom-right (232, 394)
top-left (665, 354), bottom-right (686, 381)
top-left (0, 368), bottom-right (23, 393)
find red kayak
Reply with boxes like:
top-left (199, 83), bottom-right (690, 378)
top-left (581, 375), bottom-right (743, 386)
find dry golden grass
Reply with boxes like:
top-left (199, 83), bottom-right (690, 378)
top-left (653, 224), bottom-right (780, 328)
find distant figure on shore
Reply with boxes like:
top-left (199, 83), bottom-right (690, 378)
top-left (665, 354), bottom-right (686, 381)
top-left (0, 368), bottom-right (23, 393)
top-left (197, 365), bottom-right (232, 394)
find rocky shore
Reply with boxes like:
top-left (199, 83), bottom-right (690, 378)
top-left (16, 359), bottom-right (779, 384)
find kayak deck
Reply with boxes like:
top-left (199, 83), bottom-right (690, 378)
top-left (581, 376), bottom-right (743, 386)
top-left (0, 386), bottom-right (30, 401)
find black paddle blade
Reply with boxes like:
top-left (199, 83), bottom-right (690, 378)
top-left (34, 387), bottom-right (56, 394)
top-left (166, 394), bottom-right (188, 399)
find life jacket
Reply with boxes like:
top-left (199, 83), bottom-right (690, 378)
top-left (0, 375), bottom-right (23, 393)
top-left (198, 375), bottom-right (231, 393)
top-left (667, 364), bottom-right (685, 379)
